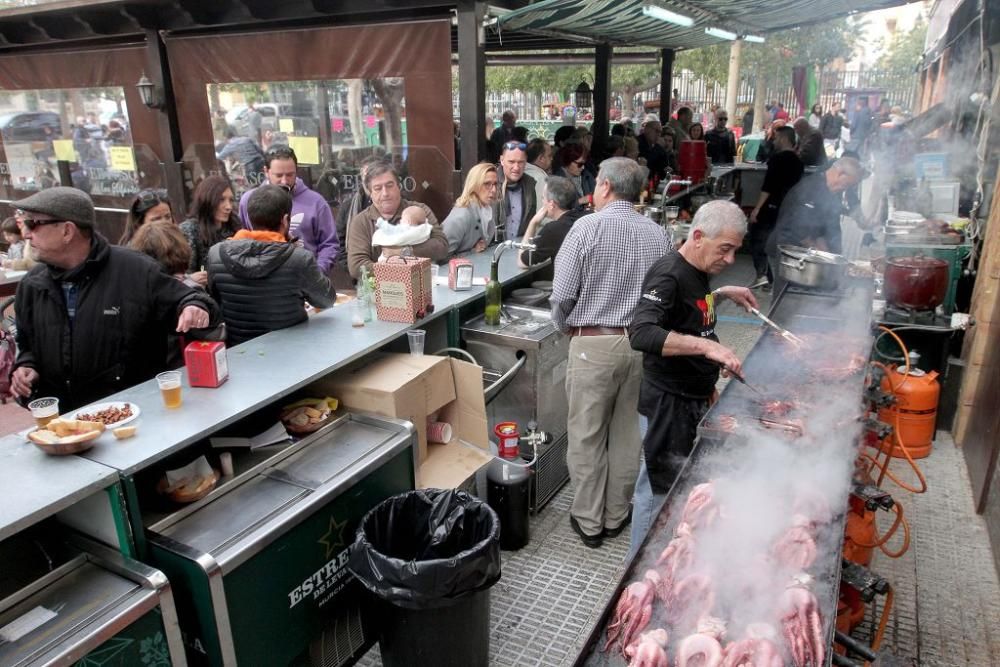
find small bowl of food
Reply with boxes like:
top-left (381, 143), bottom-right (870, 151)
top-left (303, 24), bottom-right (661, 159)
top-left (27, 418), bottom-right (106, 456)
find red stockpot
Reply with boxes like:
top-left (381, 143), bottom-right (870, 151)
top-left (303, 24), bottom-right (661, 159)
top-left (678, 140), bottom-right (708, 185)
top-left (883, 255), bottom-right (948, 310)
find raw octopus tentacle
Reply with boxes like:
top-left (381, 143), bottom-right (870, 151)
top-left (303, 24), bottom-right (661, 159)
top-left (625, 628), bottom-right (669, 667)
top-left (779, 586), bottom-right (825, 667)
top-left (721, 632), bottom-right (784, 667)
top-left (675, 632), bottom-right (724, 667)
top-left (604, 570), bottom-right (659, 655)
top-left (655, 531), bottom-right (695, 602)
top-left (680, 482), bottom-right (719, 530)
top-left (772, 521), bottom-right (818, 570)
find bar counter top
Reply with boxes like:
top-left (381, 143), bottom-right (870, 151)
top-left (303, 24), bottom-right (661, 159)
top-left (77, 247), bottom-right (543, 476)
top-left (0, 432), bottom-right (119, 541)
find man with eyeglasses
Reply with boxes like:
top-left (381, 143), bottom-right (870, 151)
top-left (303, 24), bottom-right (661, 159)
top-left (705, 109), bottom-right (737, 164)
top-left (495, 141), bottom-right (537, 242)
top-left (346, 161), bottom-right (448, 278)
top-left (238, 146), bottom-right (339, 277)
top-left (9, 187), bottom-right (219, 411)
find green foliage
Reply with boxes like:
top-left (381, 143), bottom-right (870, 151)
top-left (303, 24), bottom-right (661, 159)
top-left (877, 16), bottom-right (928, 74)
top-left (676, 18), bottom-right (862, 84)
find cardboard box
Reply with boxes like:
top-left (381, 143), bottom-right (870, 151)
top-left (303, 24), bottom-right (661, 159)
top-left (318, 354), bottom-right (491, 489)
top-left (373, 256), bottom-right (434, 323)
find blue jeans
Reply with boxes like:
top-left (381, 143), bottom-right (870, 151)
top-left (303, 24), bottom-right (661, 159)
top-left (628, 416), bottom-right (667, 560)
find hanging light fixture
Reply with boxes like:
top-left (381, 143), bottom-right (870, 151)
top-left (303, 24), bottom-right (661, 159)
top-left (641, 2), bottom-right (694, 27)
top-left (136, 74), bottom-right (162, 109)
top-left (705, 27), bottom-right (738, 40)
top-left (575, 81), bottom-right (593, 109)
top-left (744, 34), bottom-right (766, 43)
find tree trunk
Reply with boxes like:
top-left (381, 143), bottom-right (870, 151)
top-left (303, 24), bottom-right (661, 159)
top-left (347, 79), bottom-right (365, 147)
top-left (752, 74), bottom-right (767, 133)
top-left (371, 78), bottom-right (405, 156)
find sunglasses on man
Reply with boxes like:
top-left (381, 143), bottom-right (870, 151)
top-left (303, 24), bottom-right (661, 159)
top-left (502, 141), bottom-right (528, 151)
top-left (20, 218), bottom-right (65, 231)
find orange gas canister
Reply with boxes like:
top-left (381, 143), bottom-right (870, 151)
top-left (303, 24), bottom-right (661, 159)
top-left (843, 508), bottom-right (877, 566)
top-left (878, 367), bottom-right (939, 459)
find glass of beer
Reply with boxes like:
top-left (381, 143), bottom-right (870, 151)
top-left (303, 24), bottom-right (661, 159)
top-left (156, 371), bottom-right (183, 409)
top-left (28, 397), bottom-right (60, 428)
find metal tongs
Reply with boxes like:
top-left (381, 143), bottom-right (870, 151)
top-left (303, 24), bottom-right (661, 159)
top-left (750, 307), bottom-right (805, 346)
top-left (718, 363), bottom-right (763, 396)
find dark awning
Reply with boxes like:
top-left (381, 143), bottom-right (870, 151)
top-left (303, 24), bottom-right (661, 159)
top-left (495, 0), bottom-right (923, 50)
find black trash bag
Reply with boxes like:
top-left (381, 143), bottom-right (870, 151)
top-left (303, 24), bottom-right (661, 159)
top-left (348, 489), bottom-right (501, 610)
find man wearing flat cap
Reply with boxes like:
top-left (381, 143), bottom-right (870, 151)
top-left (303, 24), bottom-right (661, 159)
top-left (10, 186), bottom-right (220, 411)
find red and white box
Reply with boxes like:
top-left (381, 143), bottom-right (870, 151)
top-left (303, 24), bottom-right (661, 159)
top-left (373, 257), bottom-right (434, 323)
top-left (184, 341), bottom-right (229, 388)
top-left (448, 258), bottom-right (474, 291)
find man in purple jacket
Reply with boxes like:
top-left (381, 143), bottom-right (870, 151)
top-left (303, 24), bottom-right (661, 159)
top-left (238, 145), bottom-right (339, 275)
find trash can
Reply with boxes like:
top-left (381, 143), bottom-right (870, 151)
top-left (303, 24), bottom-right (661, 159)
top-left (348, 489), bottom-right (501, 667)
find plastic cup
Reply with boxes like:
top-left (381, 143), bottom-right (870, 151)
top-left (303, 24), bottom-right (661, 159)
top-left (156, 371), bottom-right (183, 409)
top-left (407, 329), bottom-right (426, 356)
top-left (28, 397), bottom-right (60, 428)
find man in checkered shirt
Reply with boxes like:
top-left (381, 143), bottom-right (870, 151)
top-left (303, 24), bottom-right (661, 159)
top-left (551, 157), bottom-right (673, 548)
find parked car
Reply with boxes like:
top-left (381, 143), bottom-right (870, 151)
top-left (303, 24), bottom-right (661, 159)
top-left (0, 111), bottom-right (62, 142)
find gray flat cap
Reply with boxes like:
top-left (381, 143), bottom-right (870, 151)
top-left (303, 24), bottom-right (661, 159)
top-left (14, 187), bottom-right (95, 228)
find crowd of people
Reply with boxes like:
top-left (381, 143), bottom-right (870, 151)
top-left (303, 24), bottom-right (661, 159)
top-left (3, 103), bottom-right (870, 559)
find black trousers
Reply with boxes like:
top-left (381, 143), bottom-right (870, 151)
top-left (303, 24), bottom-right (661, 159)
top-left (749, 218), bottom-right (776, 280)
top-left (641, 389), bottom-right (711, 494)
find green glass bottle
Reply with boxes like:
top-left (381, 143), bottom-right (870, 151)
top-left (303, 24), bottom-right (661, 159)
top-left (484, 261), bottom-right (502, 325)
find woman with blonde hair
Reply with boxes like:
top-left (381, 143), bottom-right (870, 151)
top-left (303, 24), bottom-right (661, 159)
top-left (441, 162), bottom-right (499, 254)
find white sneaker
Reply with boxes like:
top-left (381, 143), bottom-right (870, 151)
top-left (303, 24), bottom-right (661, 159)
top-left (748, 276), bottom-right (769, 289)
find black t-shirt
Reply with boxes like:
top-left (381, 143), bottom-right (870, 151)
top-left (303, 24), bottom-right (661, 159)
top-left (770, 172), bottom-right (843, 254)
top-left (759, 149), bottom-right (804, 225)
top-left (705, 128), bottom-right (736, 164)
top-left (629, 251), bottom-right (720, 402)
top-left (520, 209), bottom-right (585, 280)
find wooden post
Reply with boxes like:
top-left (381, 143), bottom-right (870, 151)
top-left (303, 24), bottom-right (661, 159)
top-left (592, 43), bottom-right (612, 157)
top-left (659, 49), bottom-right (674, 125)
top-left (954, 167), bottom-right (1000, 444)
top-left (143, 28), bottom-right (186, 214)
top-left (457, 0), bottom-right (486, 176)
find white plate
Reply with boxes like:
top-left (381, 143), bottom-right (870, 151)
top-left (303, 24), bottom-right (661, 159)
top-left (72, 401), bottom-right (141, 427)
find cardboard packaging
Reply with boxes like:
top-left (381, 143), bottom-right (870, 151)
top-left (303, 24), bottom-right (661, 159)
top-left (318, 353), bottom-right (491, 489)
top-left (448, 258), bottom-right (474, 291)
top-left (184, 341), bottom-right (229, 387)
top-left (373, 256), bottom-right (434, 323)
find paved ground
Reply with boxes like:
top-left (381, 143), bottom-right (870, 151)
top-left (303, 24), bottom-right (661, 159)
top-left (852, 431), bottom-right (1000, 666)
top-left (361, 255), bottom-right (1000, 667)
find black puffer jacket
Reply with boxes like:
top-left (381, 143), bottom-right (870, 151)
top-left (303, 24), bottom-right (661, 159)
top-left (13, 235), bottom-right (220, 411)
top-left (207, 236), bottom-right (337, 346)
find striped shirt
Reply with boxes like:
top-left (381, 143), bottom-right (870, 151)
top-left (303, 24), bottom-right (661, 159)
top-left (551, 200), bottom-right (673, 332)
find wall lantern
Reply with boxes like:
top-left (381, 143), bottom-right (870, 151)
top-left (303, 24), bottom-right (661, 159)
top-left (136, 74), bottom-right (163, 109)
top-left (574, 81), bottom-right (593, 109)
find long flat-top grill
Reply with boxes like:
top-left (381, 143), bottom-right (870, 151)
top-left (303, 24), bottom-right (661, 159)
top-left (575, 282), bottom-right (874, 667)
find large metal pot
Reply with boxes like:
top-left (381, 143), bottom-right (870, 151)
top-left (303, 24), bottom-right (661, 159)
top-left (778, 245), bottom-right (849, 289)
top-left (883, 255), bottom-right (948, 310)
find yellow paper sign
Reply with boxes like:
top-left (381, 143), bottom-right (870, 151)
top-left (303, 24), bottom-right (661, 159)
top-left (278, 118), bottom-right (295, 133)
top-left (52, 139), bottom-right (76, 162)
top-left (287, 136), bottom-right (320, 165)
top-left (109, 146), bottom-right (137, 172)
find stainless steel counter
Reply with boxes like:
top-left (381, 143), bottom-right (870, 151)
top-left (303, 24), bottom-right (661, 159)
top-left (78, 248), bottom-right (543, 476)
top-left (0, 434), bottom-right (119, 541)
